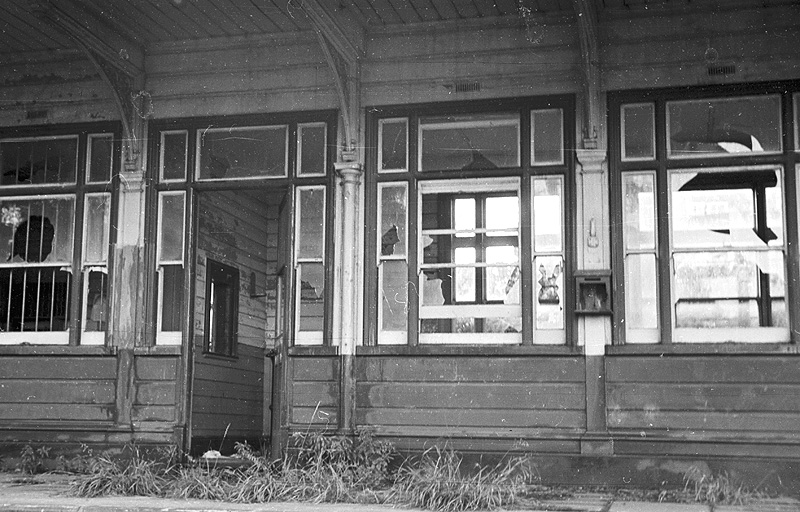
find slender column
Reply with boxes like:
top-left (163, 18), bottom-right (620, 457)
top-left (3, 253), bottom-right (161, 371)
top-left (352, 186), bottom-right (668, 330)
top-left (335, 153), bottom-right (363, 435)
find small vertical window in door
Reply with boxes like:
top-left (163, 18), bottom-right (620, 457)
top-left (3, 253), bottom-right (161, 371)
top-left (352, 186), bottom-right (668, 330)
top-left (204, 260), bottom-right (239, 357)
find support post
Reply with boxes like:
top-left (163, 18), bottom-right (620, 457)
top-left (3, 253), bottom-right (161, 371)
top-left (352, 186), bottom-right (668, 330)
top-left (335, 154), bottom-right (363, 436)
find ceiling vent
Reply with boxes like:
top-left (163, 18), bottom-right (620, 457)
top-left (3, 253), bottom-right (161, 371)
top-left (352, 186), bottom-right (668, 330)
top-left (453, 81), bottom-right (481, 93)
top-left (25, 110), bottom-right (48, 120)
top-left (707, 63), bottom-right (736, 77)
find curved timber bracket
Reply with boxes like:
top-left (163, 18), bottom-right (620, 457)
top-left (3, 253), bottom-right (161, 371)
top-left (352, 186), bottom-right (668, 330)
top-left (573, 0), bottom-right (602, 149)
top-left (300, 0), bottom-right (364, 160)
top-left (30, 0), bottom-right (147, 175)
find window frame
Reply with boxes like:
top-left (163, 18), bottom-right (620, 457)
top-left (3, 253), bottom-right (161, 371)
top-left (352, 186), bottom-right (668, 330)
top-left (0, 123), bottom-right (119, 348)
top-left (148, 111), bottom-right (337, 350)
top-left (609, 82), bottom-right (800, 349)
top-left (364, 97), bottom-right (575, 351)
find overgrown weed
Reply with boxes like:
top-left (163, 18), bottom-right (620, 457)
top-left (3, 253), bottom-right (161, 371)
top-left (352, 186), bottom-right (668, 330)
top-left (71, 444), bottom-right (177, 497)
top-left (19, 444), bottom-right (50, 475)
top-left (683, 466), bottom-right (767, 506)
top-left (388, 446), bottom-right (537, 512)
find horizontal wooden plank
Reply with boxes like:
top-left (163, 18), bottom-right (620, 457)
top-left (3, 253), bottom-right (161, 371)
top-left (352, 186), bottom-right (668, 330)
top-left (191, 414), bottom-right (261, 437)
top-left (607, 383), bottom-right (800, 413)
top-left (0, 357), bottom-right (116, 380)
top-left (606, 356), bottom-right (800, 384)
top-left (135, 381), bottom-right (177, 406)
top-left (358, 357), bottom-right (584, 383)
top-left (194, 354), bottom-right (264, 374)
top-left (0, 404), bottom-right (113, 421)
top-left (613, 439), bottom-right (800, 459)
top-left (608, 410), bottom-right (800, 433)
top-left (290, 405), bottom-right (338, 426)
top-left (292, 381), bottom-right (338, 408)
top-left (0, 380), bottom-right (115, 405)
top-left (134, 356), bottom-right (179, 381)
top-left (193, 361), bottom-right (263, 386)
top-left (131, 405), bottom-right (176, 422)
top-left (362, 425), bottom-right (585, 440)
top-left (192, 378), bottom-right (263, 400)
top-left (192, 396), bottom-right (262, 416)
top-left (292, 357), bottom-right (338, 382)
top-left (356, 382), bottom-right (584, 410)
top-left (380, 433), bottom-right (581, 455)
top-left (358, 407), bottom-right (585, 429)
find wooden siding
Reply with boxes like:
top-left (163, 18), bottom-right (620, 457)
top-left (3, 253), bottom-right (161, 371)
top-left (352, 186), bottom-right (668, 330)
top-left (354, 356), bottom-right (585, 452)
top-left (0, 356), bottom-right (116, 424)
top-left (290, 357), bottom-right (339, 428)
top-left (606, 355), bottom-right (800, 457)
top-left (191, 189), bottom-right (278, 443)
top-left (132, 355), bottom-right (180, 424)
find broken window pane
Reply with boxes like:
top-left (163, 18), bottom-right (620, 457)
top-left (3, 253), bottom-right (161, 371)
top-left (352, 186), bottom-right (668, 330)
top-left (667, 96), bottom-right (781, 157)
top-left (297, 262), bottom-right (325, 332)
top-left (535, 256), bottom-right (563, 330)
top-left (83, 193), bottom-right (110, 264)
top-left (0, 197), bottom-right (75, 264)
top-left (419, 114), bottom-right (520, 171)
top-left (379, 184), bottom-right (407, 256)
top-left (84, 270), bottom-right (107, 332)
top-left (0, 267), bottom-right (71, 332)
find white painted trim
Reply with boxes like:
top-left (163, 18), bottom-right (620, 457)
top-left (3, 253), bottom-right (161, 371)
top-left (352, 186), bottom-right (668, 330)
top-left (0, 332), bottom-right (69, 345)
top-left (156, 331), bottom-right (182, 346)
top-left (377, 331), bottom-right (406, 345)
top-left (674, 327), bottom-right (789, 343)
top-left (80, 331), bottom-right (105, 345)
top-left (625, 328), bottom-right (661, 344)
top-left (419, 304), bottom-right (520, 319)
top-left (294, 331), bottom-right (323, 346)
top-left (533, 329), bottom-right (566, 345)
top-left (419, 332), bottom-right (521, 344)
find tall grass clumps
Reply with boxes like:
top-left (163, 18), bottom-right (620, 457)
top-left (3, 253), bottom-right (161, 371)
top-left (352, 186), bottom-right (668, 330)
top-left (388, 447), bottom-right (537, 512)
top-left (683, 466), bottom-right (767, 506)
top-left (71, 444), bottom-right (177, 497)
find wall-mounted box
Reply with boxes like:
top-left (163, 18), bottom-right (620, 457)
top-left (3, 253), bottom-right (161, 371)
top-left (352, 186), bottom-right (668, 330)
top-left (575, 271), bottom-right (612, 315)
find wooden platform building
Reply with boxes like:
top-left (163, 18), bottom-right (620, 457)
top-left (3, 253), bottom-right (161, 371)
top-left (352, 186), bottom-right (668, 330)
top-left (0, 0), bottom-right (799, 488)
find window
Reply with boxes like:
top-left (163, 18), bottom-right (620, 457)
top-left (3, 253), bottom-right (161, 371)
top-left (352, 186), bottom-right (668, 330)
top-left (0, 129), bottom-right (116, 345)
top-left (204, 259), bottom-right (238, 356)
top-left (370, 101), bottom-right (571, 346)
top-left (152, 113), bottom-right (334, 348)
top-left (613, 87), bottom-right (798, 344)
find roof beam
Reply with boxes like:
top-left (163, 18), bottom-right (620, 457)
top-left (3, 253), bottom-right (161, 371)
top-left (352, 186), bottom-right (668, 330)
top-left (573, 0), bottom-right (602, 148)
top-left (31, 0), bottom-right (148, 172)
top-left (299, 0), bottom-right (364, 157)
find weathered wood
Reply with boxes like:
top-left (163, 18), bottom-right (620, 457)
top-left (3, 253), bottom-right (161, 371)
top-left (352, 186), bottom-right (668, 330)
top-left (0, 381), bottom-right (115, 404)
top-left (358, 408), bottom-right (585, 429)
top-left (356, 382), bottom-right (585, 410)
top-left (135, 357), bottom-right (179, 381)
top-left (292, 381), bottom-right (339, 408)
top-left (292, 357), bottom-right (339, 382)
top-left (606, 356), bottom-right (800, 383)
top-left (608, 410), bottom-right (800, 433)
top-left (0, 357), bottom-right (116, 379)
top-left (614, 439), bottom-right (800, 459)
top-left (358, 357), bottom-right (585, 383)
top-left (135, 382), bottom-right (177, 406)
top-left (131, 405), bottom-right (176, 422)
top-left (291, 406), bottom-right (339, 426)
top-left (607, 383), bottom-right (800, 413)
top-left (0, 404), bottom-right (113, 421)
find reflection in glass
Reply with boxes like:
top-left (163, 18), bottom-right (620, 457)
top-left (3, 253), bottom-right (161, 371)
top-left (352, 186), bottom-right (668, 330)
top-left (380, 260), bottom-right (408, 332)
top-left (0, 197), bottom-right (75, 264)
top-left (88, 135), bottom-right (113, 183)
top-left (84, 194), bottom-right (110, 264)
top-left (85, 270), bottom-right (107, 332)
top-left (161, 132), bottom-right (187, 181)
top-left (298, 124), bottom-right (326, 176)
top-left (159, 194), bottom-right (185, 262)
top-left (0, 137), bottom-right (78, 185)
top-left (623, 173), bottom-right (655, 250)
top-left (420, 114), bottom-right (520, 171)
top-left (298, 263), bottom-right (325, 332)
top-left (297, 188), bottom-right (325, 259)
top-left (667, 96), bottom-right (781, 157)
top-left (379, 119), bottom-right (408, 171)
top-left (624, 253), bottom-right (658, 330)
top-left (198, 126), bottom-right (287, 179)
top-left (531, 109), bottom-right (563, 164)
top-left (622, 104), bottom-right (655, 160)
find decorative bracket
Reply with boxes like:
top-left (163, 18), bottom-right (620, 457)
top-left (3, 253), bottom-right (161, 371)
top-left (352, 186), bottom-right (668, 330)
top-left (30, 0), bottom-right (148, 174)
top-left (300, 0), bottom-right (364, 160)
top-left (573, 0), bottom-right (601, 149)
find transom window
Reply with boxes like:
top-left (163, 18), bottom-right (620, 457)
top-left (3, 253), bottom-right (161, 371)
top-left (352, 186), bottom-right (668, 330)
top-left (0, 128), bottom-right (116, 345)
top-left (369, 99), bottom-right (572, 346)
top-left (613, 86), bottom-right (798, 344)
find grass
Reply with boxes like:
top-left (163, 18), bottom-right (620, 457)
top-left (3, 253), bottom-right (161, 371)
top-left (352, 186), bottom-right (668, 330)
top-left (68, 432), bottom-right (539, 511)
top-left (682, 465), bottom-right (768, 506)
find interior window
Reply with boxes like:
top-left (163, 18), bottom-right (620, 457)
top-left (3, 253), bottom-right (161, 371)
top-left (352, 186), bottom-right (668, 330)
top-left (204, 259), bottom-right (239, 356)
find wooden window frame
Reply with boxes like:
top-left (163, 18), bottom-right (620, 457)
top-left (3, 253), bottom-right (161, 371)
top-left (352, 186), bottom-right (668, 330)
top-left (0, 123), bottom-right (119, 348)
top-left (609, 82), bottom-right (800, 349)
top-left (364, 96), bottom-right (575, 352)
